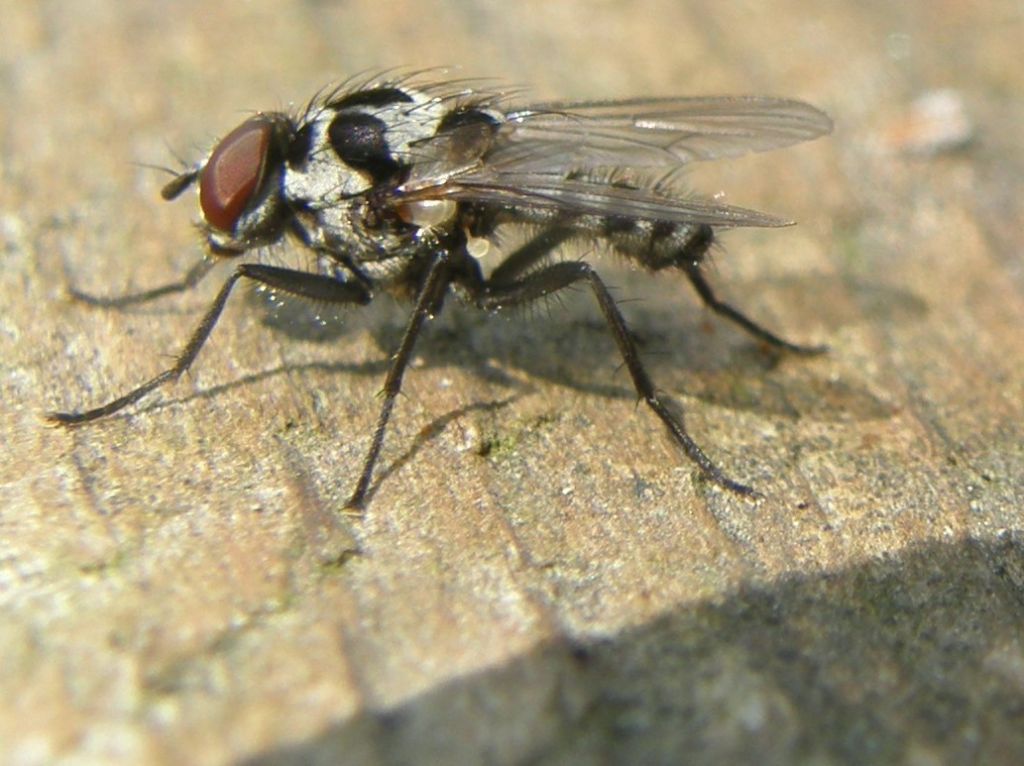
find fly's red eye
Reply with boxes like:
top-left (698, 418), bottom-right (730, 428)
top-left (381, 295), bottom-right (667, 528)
top-left (199, 117), bottom-right (273, 232)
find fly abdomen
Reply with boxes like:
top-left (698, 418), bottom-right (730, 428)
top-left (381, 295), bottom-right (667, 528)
top-left (600, 218), bottom-right (714, 271)
top-left (490, 201), bottom-right (715, 272)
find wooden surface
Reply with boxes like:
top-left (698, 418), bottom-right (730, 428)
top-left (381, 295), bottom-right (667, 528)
top-left (2, 1), bottom-right (1023, 764)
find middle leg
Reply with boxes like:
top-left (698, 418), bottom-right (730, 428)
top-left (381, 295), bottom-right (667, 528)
top-left (346, 250), bottom-right (453, 509)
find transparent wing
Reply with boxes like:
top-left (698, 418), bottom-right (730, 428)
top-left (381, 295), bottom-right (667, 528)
top-left (399, 172), bottom-right (791, 228)
top-left (397, 92), bottom-right (831, 228)
top-left (402, 95), bottom-right (832, 185)
top-left (494, 96), bottom-right (833, 172)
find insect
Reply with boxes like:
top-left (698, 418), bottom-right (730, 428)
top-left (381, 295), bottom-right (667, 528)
top-left (49, 72), bottom-right (832, 508)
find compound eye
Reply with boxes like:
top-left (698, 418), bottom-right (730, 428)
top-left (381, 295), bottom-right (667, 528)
top-left (199, 116), bottom-right (273, 232)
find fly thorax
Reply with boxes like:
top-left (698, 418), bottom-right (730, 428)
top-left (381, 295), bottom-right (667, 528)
top-left (283, 115), bottom-right (371, 208)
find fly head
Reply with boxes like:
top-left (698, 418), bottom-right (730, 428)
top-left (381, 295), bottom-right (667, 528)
top-left (162, 113), bottom-right (298, 255)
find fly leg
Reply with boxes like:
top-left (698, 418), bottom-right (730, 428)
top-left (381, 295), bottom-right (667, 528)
top-left (49, 264), bottom-right (371, 424)
top-left (465, 260), bottom-right (758, 497)
top-left (674, 226), bottom-right (826, 355)
top-left (682, 261), bottom-right (827, 355)
top-left (489, 226), bottom-right (574, 284)
top-left (346, 250), bottom-right (452, 510)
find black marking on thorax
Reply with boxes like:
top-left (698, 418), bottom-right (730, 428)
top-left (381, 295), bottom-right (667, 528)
top-left (327, 87), bottom-right (415, 110)
top-left (328, 112), bottom-right (404, 183)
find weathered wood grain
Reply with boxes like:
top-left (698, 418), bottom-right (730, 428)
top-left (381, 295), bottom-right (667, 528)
top-left (2, 1), bottom-right (1022, 763)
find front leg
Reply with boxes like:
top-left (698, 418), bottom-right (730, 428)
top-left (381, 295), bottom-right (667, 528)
top-left (49, 264), bottom-right (371, 424)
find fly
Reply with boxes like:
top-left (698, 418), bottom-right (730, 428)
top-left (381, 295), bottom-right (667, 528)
top-left (49, 72), bottom-right (833, 508)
